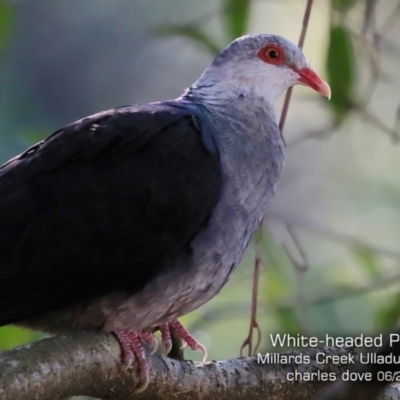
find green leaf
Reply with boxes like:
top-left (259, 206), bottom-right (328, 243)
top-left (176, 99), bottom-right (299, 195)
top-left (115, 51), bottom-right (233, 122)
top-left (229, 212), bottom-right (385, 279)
top-left (260, 231), bottom-right (292, 302)
top-left (223, 0), bottom-right (251, 40)
top-left (326, 25), bottom-right (356, 123)
top-left (157, 24), bottom-right (221, 56)
top-left (0, 326), bottom-right (42, 350)
top-left (0, 2), bottom-right (14, 56)
top-left (352, 245), bottom-right (381, 279)
top-left (375, 292), bottom-right (400, 331)
top-left (274, 308), bottom-right (302, 338)
top-left (332, 0), bottom-right (358, 11)
top-left (264, 268), bottom-right (290, 301)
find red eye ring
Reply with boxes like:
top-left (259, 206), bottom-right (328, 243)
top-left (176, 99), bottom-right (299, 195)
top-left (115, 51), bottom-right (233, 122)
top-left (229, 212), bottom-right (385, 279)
top-left (258, 45), bottom-right (285, 65)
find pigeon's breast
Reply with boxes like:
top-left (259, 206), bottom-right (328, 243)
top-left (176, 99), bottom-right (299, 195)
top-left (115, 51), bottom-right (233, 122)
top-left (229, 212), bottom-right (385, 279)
top-left (186, 115), bottom-right (285, 310)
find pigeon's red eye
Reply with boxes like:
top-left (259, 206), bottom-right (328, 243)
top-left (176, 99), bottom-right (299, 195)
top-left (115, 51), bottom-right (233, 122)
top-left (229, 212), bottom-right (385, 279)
top-left (258, 45), bottom-right (285, 65)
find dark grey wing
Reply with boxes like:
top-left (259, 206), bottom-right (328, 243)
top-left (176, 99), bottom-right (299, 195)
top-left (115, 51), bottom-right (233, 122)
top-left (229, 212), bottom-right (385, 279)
top-left (0, 103), bottom-right (223, 325)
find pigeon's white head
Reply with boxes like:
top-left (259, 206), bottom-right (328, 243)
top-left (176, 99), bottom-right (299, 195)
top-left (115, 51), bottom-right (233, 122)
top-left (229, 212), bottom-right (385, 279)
top-left (188, 34), bottom-right (330, 104)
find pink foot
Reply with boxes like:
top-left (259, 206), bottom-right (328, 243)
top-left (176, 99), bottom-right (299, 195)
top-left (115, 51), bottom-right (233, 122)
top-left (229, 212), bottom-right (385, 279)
top-left (114, 329), bottom-right (156, 392)
top-left (139, 330), bottom-right (159, 355)
top-left (159, 319), bottom-right (207, 362)
top-left (160, 322), bottom-right (173, 354)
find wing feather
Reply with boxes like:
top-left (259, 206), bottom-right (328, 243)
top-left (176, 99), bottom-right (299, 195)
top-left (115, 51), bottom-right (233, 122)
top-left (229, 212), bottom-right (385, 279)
top-left (0, 103), bottom-right (223, 325)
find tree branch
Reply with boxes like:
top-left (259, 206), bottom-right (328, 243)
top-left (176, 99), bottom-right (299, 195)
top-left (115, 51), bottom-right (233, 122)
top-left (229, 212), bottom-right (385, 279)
top-left (1, 332), bottom-right (400, 400)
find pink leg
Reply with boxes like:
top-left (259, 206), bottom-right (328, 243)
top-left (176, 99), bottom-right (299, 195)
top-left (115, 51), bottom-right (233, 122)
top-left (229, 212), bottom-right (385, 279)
top-left (159, 319), bottom-right (207, 362)
top-left (160, 323), bottom-right (173, 355)
top-left (139, 330), bottom-right (159, 355)
top-left (114, 329), bottom-right (154, 392)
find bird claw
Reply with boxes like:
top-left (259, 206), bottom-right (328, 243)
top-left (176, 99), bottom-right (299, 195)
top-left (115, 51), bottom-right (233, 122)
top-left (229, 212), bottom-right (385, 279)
top-left (139, 330), bottom-right (159, 355)
top-left (160, 319), bottom-right (208, 363)
top-left (196, 341), bottom-right (208, 364)
top-left (113, 329), bottom-right (153, 392)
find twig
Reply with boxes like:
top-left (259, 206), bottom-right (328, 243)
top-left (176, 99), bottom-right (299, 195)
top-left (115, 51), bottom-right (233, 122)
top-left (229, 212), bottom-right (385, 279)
top-left (362, 0), bottom-right (378, 36)
top-left (240, 222), bottom-right (263, 357)
top-left (284, 225), bottom-right (310, 333)
top-left (278, 0), bottom-right (314, 144)
top-left (277, 271), bottom-right (400, 316)
top-left (286, 225), bottom-right (309, 274)
top-left (359, 107), bottom-right (400, 144)
top-left (267, 210), bottom-right (400, 260)
top-left (378, 0), bottom-right (400, 37)
top-left (395, 102), bottom-right (400, 134)
top-left (287, 123), bottom-right (337, 148)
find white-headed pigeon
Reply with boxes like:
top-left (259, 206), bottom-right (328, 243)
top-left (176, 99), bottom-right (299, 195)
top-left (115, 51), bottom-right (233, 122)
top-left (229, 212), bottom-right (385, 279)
top-left (0, 34), bottom-right (330, 390)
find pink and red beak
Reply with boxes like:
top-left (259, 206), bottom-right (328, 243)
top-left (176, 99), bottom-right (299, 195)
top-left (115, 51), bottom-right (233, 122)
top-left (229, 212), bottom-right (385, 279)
top-left (294, 67), bottom-right (331, 99)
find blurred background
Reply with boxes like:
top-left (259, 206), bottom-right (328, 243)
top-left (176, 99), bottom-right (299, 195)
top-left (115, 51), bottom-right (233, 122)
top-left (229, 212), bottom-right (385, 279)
top-left (0, 0), bottom-right (400, 365)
